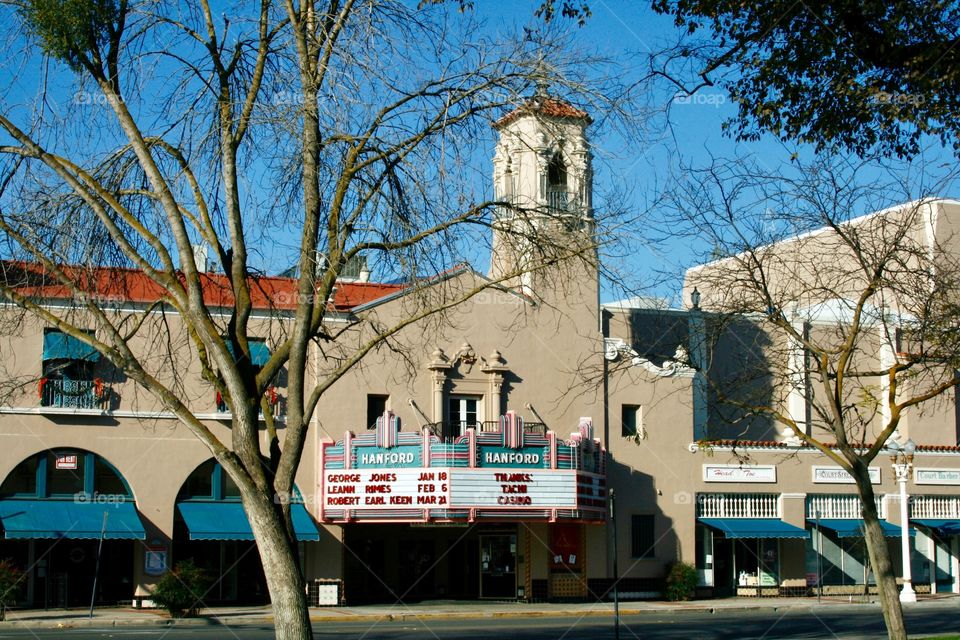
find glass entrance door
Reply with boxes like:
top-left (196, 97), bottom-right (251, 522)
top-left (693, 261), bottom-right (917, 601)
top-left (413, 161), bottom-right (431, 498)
top-left (934, 534), bottom-right (955, 593)
top-left (479, 534), bottom-right (516, 598)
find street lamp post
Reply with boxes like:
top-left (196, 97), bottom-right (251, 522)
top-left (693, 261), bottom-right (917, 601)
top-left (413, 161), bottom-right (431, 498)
top-left (887, 438), bottom-right (917, 604)
top-left (609, 488), bottom-right (620, 640)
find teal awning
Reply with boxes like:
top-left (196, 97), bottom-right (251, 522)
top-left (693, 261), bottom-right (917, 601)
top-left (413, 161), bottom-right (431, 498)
top-left (42, 331), bottom-right (100, 362)
top-left (177, 501), bottom-right (319, 541)
top-left (913, 519), bottom-right (960, 536)
top-left (225, 340), bottom-right (270, 367)
top-left (700, 518), bottom-right (809, 539)
top-left (0, 499), bottom-right (145, 539)
top-left (809, 518), bottom-right (913, 538)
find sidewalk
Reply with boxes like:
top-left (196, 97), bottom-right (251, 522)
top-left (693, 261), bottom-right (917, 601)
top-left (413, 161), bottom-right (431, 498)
top-left (3, 594), bottom-right (958, 629)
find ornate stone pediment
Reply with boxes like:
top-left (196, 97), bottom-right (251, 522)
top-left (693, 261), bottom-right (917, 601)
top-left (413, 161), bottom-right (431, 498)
top-left (603, 338), bottom-right (694, 378)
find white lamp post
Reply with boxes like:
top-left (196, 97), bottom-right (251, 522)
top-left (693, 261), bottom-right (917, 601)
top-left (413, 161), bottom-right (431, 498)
top-left (888, 438), bottom-right (917, 603)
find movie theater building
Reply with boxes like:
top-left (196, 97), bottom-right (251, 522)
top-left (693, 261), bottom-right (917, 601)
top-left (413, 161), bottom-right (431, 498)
top-left (305, 95), bottom-right (615, 602)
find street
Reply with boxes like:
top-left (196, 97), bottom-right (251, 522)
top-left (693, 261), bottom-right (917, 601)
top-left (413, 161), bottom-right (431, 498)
top-left (1, 606), bottom-right (959, 639)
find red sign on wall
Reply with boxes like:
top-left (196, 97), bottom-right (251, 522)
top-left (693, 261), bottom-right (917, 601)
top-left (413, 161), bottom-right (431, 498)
top-left (549, 523), bottom-right (582, 572)
top-left (55, 454), bottom-right (78, 470)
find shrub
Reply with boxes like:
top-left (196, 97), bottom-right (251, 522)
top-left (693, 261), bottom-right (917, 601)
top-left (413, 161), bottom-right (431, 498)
top-left (0, 559), bottom-right (22, 620)
top-left (149, 560), bottom-right (212, 618)
top-left (665, 561), bottom-right (698, 602)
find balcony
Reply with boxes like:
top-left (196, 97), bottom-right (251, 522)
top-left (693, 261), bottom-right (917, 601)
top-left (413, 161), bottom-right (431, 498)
top-left (424, 421), bottom-right (548, 440)
top-left (213, 387), bottom-right (284, 421)
top-left (806, 494), bottom-right (885, 520)
top-left (911, 495), bottom-right (960, 519)
top-left (546, 190), bottom-right (580, 214)
top-left (697, 493), bottom-right (780, 518)
top-left (39, 378), bottom-right (109, 411)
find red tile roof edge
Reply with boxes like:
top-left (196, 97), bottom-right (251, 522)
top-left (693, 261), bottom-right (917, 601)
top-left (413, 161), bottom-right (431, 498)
top-left (494, 96), bottom-right (592, 128)
top-left (702, 439), bottom-right (960, 453)
top-left (0, 261), bottom-right (405, 312)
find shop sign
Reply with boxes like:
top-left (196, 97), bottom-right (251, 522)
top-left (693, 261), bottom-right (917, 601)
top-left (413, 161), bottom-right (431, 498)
top-left (703, 464), bottom-right (776, 483)
top-left (915, 468), bottom-right (960, 485)
top-left (55, 454), bottom-right (78, 470)
top-left (144, 544), bottom-right (167, 576)
top-left (548, 523), bottom-right (582, 572)
top-left (812, 466), bottom-right (881, 484)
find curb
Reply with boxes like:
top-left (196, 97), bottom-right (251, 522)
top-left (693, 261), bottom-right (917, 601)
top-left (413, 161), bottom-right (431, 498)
top-left (5, 598), bottom-right (954, 630)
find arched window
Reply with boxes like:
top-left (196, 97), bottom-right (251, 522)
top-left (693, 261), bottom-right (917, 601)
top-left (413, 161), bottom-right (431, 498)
top-left (546, 153), bottom-right (567, 189)
top-left (178, 460), bottom-right (242, 501)
top-left (0, 450), bottom-right (131, 499)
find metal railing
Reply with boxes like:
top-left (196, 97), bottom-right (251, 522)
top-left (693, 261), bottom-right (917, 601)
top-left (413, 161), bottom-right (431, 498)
top-left (546, 190), bottom-right (578, 213)
top-left (40, 378), bottom-right (109, 411)
top-left (415, 420), bottom-right (549, 441)
top-left (524, 422), bottom-right (547, 436)
top-left (214, 389), bottom-right (284, 419)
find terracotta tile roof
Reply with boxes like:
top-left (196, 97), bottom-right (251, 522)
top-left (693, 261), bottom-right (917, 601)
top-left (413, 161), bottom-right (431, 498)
top-left (703, 439), bottom-right (960, 453)
top-left (494, 96), bottom-right (592, 128)
top-left (705, 439), bottom-right (791, 449)
top-left (916, 444), bottom-right (960, 453)
top-left (0, 261), bottom-right (404, 312)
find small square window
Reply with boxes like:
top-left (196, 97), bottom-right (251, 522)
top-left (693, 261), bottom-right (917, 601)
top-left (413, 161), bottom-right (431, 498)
top-left (621, 405), bottom-right (641, 437)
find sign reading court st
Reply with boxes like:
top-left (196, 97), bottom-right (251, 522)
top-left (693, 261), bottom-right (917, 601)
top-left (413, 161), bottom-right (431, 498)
top-left (812, 466), bottom-right (881, 484)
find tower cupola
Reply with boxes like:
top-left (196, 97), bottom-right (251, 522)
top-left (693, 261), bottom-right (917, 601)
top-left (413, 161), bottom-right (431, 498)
top-left (488, 93), bottom-right (594, 292)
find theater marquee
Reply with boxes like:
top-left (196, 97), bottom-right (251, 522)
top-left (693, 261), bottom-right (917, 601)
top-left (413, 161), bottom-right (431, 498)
top-left (318, 411), bottom-right (605, 523)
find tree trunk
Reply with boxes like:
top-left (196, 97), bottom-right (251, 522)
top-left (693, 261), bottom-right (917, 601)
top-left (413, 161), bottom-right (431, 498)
top-left (243, 491), bottom-right (312, 640)
top-left (857, 475), bottom-right (907, 640)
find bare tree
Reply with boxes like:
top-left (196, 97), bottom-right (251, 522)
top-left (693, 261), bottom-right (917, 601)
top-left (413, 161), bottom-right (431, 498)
top-left (0, 2), bottom-right (620, 637)
top-left (662, 155), bottom-right (960, 640)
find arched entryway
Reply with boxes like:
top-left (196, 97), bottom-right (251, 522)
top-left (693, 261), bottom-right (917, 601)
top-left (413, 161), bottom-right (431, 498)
top-left (0, 449), bottom-right (145, 606)
top-left (173, 460), bottom-right (318, 604)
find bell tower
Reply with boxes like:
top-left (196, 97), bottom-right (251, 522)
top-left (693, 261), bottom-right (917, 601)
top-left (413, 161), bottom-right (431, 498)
top-left (489, 91), bottom-right (594, 295)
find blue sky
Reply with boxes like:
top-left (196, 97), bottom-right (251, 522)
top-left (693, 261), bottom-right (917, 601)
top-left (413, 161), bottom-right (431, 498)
top-left (2, 1), bottom-right (955, 306)
top-left (469, 2), bottom-right (959, 304)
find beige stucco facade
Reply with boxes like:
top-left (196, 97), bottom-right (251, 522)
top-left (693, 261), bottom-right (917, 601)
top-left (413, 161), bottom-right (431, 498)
top-left (1, 98), bottom-right (959, 608)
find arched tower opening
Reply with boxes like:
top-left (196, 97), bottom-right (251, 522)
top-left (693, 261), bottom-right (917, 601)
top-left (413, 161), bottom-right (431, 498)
top-left (488, 93), bottom-right (595, 296)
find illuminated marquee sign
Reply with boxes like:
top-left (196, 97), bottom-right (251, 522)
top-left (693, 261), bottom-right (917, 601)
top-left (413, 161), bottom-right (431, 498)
top-left (324, 469), bottom-right (448, 508)
top-left (319, 411), bottom-right (605, 523)
top-left (449, 469), bottom-right (577, 508)
top-left (322, 467), bottom-right (578, 510)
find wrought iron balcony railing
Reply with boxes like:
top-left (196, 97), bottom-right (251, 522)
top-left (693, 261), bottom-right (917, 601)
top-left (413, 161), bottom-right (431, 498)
top-left (39, 378), bottom-right (109, 411)
top-left (546, 190), bottom-right (579, 213)
top-left (421, 421), bottom-right (548, 440)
